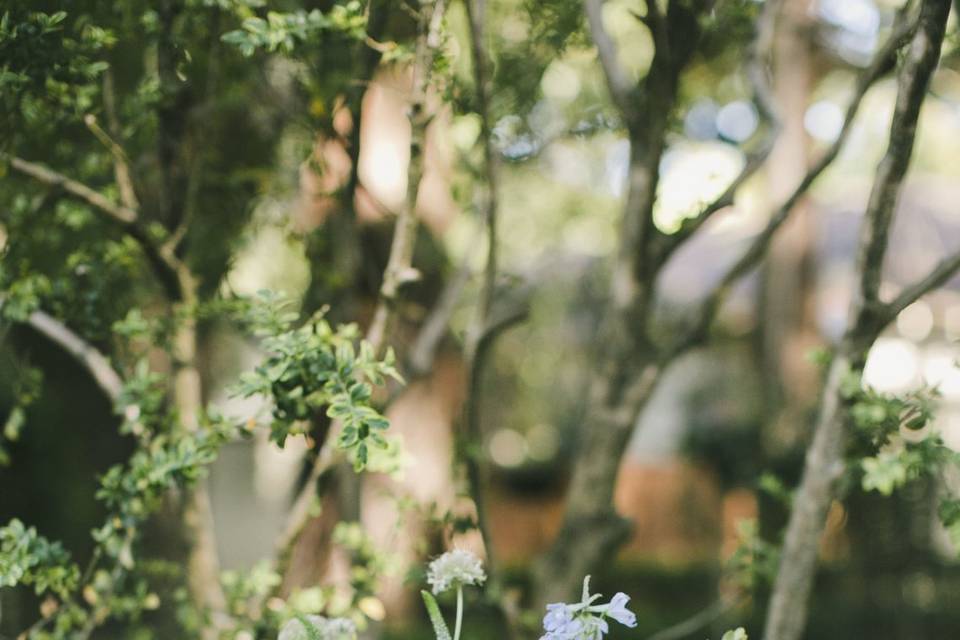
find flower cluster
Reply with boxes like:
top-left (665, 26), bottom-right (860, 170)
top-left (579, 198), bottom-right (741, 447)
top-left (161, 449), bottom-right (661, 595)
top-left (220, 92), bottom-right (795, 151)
top-left (278, 615), bottom-right (357, 640)
top-left (426, 548), bottom-right (486, 595)
top-left (540, 577), bottom-right (637, 640)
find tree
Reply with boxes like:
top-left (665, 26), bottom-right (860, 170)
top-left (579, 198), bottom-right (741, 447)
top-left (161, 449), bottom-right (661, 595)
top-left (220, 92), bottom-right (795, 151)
top-left (4, 0), bottom-right (960, 638)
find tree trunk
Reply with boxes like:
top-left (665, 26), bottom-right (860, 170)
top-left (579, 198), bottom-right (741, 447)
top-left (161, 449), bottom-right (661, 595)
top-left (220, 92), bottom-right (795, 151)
top-left (173, 274), bottom-right (228, 632)
top-left (761, 353), bottom-right (852, 640)
top-left (533, 349), bottom-right (662, 607)
top-left (763, 2), bottom-right (951, 637)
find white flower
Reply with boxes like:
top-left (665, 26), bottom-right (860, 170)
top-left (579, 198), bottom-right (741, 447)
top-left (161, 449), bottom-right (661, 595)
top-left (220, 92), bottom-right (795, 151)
top-left (426, 548), bottom-right (486, 594)
top-left (278, 615), bottom-right (357, 640)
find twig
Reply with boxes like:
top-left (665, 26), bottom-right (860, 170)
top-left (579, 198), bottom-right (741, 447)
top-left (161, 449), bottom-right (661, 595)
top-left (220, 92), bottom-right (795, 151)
top-left (879, 249), bottom-right (960, 325)
top-left (365, 0), bottom-right (445, 351)
top-left (6, 155), bottom-right (136, 225)
top-left (406, 259), bottom-right (473, 377)
top-left (84, 112), bottom-right (139, 211)
top-left (456, 1), bottom-right (524, 633)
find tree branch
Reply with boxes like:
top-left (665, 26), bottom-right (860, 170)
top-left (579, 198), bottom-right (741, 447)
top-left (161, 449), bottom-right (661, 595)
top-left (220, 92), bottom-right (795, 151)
top-left (880, 249), bottom-right (960, 325)
top-left (852, 2), bottom-right (941, 313)
top-left (583, 0), bottom-right (635, 116)
top-left (6, 155), bottom-right (137, 225)
top-left (645, 596), bottom-right (742, 640)
top-left (364, 0), bottom-right (445, 350)
top-left (406, 258), bottom-right (473, 377)
top-left (23, 310), bottom-right (122, 402)
top-left (462, 0), bottom-right (506, 589)
top-left (665, 5), bottom-right (922, 358)
top-left (655, 0), bottom-right (783, 264)
top-left (533, 0), bottom-right (707, 608)
top-left (4, 155), bottom-right (183, 299)
top-left (84, 111), bottom-right (139, 211)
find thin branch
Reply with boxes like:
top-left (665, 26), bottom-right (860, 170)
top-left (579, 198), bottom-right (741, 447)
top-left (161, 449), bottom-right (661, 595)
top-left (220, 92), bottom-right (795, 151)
top-left (656, 0), bottom-right (783, 264)
top-left (853, 2), bottom-right (938, 313)
top-left (365, 0), bottom-right (445, 350)
top-left (271, 0), bottom-right (447, 578)
top-left (164, 13), bottom-right (224, 256)
top-left (406, 259), bottom-right (473, 377)
top-left (6, 155), bottom-right (137, 225)
top-left (880, 249), bottom-right (960, 324)
top-left (463, 0), bottom-right (503, 573)
top-left (583, 0), bottom-right (635, 116)
top-left (84, 112), bottom-right (139, 211)
top-left (268, 445), bottom-right (342, 584)
top-left (665, 6), bottom-right (922, 358)
top-left (645, 596), bottom-right (742, 640)
top-left (4, 155), bottom-right (184, 299)
top-left (23, 310), bottom-right (122, 401)
top-left (465, 0), bottom-right (500, 324)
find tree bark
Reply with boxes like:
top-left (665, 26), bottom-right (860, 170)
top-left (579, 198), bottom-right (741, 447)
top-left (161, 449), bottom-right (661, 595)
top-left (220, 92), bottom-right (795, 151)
top-left (172, 271), bottom-right (229, 633)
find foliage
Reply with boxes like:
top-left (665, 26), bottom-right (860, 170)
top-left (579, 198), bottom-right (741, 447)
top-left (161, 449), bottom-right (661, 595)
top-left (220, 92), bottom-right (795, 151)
top-left (221, 2), bottom-right (366, 57)
top-left (0, 9), bottom-right (111, 136)
top-left (233, 292), bottom-right (402, 470)
top-left (839, 372), bottom-right (960, 561)
top-left (0, 519), bottom-right (79, 599)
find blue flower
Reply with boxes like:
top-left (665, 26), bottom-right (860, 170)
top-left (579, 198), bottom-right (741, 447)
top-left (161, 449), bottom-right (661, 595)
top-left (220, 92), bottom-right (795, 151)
top-left (541, 603), bottom-right (584, 639)
top-left (538, 577), bottom-right (638, 639)
top-left (605, 592), bottom-right (637, 628)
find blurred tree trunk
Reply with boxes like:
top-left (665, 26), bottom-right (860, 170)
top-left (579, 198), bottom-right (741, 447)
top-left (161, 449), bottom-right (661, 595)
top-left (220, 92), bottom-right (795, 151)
top-left (757, 0), bottom-right (819, 462)
top-left (532, 1), bottom-right (708, 607)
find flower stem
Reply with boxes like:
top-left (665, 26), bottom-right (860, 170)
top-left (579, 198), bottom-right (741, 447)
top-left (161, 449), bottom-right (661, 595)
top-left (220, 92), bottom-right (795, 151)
top-left (454, 585), bottom-right (464, 640)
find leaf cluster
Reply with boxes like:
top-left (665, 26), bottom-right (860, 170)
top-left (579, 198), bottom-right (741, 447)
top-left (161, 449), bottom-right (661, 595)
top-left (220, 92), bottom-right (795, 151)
top-left (0, 10), bottom-right (112, 138)
top-left (233, 293), bottom-right (402, 470)
top-left (0, 519), bottom-right (80, 599)
top-left (221, 2), bottom-right (366, 57)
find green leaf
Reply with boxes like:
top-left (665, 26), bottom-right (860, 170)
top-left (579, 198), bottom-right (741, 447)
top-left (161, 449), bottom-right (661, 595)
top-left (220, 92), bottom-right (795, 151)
top-left (421, 590), bottom-right (452, 640)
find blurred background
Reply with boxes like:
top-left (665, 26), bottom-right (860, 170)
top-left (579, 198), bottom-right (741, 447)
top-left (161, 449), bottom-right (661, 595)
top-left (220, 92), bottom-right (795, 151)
top-left (3, 0), bottom-right (960, 638)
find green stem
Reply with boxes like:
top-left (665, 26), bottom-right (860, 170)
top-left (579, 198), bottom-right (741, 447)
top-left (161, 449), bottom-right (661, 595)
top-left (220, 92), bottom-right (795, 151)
top-left (454, 585), bottom-right (464, 640)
